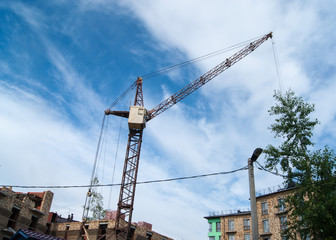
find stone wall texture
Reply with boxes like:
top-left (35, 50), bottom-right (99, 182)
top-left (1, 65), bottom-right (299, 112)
top-left (0, 187), bottom-right (53, 239)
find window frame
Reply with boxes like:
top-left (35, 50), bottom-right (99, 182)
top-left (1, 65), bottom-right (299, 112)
top-left (216, 221), bottom-right (221, 232)
top-left (278, 197), bottom-right (286, 212)
top-left (228, 220), bottom-right (234, 231)
top-left (244, 233), bottom-right (251, 240)
top-left (279, 216), bottom-right (287, 230)
top-left (262, 219), bottom-right (270, 233)
top-left (228, 234), bottom-right (235, 240)
top-left (208, 222), bottom-right (212, 232)
top-left (261, 201), bottom-right (268, 215)
top-left (243, 218), bottom-right (250, 230)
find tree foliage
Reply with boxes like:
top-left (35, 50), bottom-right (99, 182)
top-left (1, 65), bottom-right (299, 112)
top-left (264, 90), bottom-right (336, 239)
top-left (84, 177), bottom-right (106, 221)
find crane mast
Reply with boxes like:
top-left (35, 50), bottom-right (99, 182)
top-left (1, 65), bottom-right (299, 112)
top-left (105, 32), bottom-right (272, 240)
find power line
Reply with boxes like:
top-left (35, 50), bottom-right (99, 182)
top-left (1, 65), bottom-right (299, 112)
top-left (255, 160), bottom-right (293, 179)
top-left (1, 165), bottom-right (248, 189)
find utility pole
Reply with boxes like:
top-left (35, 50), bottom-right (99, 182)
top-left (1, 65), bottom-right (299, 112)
top-left (248, 148), bottom-right (263, 240)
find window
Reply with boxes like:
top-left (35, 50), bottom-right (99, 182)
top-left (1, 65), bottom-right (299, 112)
top-left (228, 220), bottom-right (234, 231)
top-left (209, 237), bottom-right (215, 240)
top-left (278, 198), bottom-right (286, 212)
top-left (208, 223), bottom-right (212, 232)
top-left (244, 234), bottom-right (251, 240)
top-left (261, 201), bottom-right (268, 215)
top-left (7, 207), bottom-right (20, 229)
top-left (65, 224), bottom-right (70, 239)
top-left (263, 219), bottom-right (269, 233)
top-left (29, 215), bottom-right (39, 231)
top-left (243, 218), bottom-right (250, 230)
top-left (216, 222), bottom-right (221, 232)
top-left (279, 216), bottom-right (287, 230)
top-left (228, 234), bottom-right (235, 240)
top-left (98, 224), bottom-right (107, 240)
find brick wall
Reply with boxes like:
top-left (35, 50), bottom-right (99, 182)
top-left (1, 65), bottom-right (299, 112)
top-left (49, 220), bottom-right (173, 240)
top-left (205, 188), bottom-right (298, 240)
top-left (0, 187), bottom-right (53, 239)
top-left (256, 189), bottom-right (292, 239)
top-left (221, 213), bottom-right (251, 240)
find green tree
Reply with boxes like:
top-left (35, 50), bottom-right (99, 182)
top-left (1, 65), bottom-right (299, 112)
top-left (264, 90), bottom-right (336, 239)
top-left (84, 177), bottom-right (106, 221)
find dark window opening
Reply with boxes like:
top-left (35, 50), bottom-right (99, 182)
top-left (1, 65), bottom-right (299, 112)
top-left (29, 215), bottom-right (39, 231)
top-left (146, 231), bottom-right (153, 240)
top-left (64, 224), bottom-right (70, 239)
top-left (98, 224), bottom-right (107, 240)
top-left (34, 199), bottom-right (42, 209)
top-left (81, 224), bottom-right (90, 240)
top-left (7, 207), bottom-right (20, 229)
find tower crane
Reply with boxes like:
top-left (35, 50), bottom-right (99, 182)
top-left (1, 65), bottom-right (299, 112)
top-left (105, 32), bottom-right (273, 240)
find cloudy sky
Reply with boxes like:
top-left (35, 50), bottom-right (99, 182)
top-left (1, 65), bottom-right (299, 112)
top-left (1, 1), bottom-right (336, 239)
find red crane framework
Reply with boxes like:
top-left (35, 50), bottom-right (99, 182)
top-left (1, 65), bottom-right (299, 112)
top-left (104, 32), bottom-right (273, 240)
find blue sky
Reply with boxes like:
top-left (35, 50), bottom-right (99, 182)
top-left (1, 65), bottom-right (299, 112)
top-left (1, 1), bottom-right (336, 239)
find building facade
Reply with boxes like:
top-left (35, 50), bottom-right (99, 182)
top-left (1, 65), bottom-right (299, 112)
top-left (205, 186), bottom-right (300, 240)
top-left (0, 187), bottom-right (172, 240)
top-left (0, 187), bottom-right (54, 240)
top-left (49, 220), bottom-right (172, 240)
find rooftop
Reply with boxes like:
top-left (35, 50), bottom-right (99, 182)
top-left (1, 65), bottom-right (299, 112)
top-left (11, 229), bottom-right (64, 240)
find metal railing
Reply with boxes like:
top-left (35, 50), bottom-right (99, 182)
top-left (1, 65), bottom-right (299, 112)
top-left (208, 208), bottom-right (250, 217)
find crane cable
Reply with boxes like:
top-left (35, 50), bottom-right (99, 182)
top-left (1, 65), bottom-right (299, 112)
top-left (107, 81), bottom-right (137, 110)
top-left (271, 38), bottom-right (284, 92)
top-left (83, 83), bottom-right (136, 219)
top-left (82, 114), bottom-right (108, 221)
top-left (140, 34), bottom-right (268, 80)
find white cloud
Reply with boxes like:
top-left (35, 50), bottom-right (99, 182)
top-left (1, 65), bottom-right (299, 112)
top-left (2, 1), bottom-right (336, 239)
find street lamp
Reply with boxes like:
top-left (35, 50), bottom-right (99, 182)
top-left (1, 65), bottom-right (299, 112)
top-left (248, 148), bottom-right (263, 240)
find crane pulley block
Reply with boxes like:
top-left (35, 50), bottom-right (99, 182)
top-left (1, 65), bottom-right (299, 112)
top-left (128, 106), bottom-right (147, 129)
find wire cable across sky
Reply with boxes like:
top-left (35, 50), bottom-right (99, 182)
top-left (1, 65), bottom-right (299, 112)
top-left (2, 165), bottom-right (249, 189)
top-left (2, 162), bottom-right (292, 190)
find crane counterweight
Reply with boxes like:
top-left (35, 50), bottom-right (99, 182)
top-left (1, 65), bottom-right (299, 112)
top-left (128, 106), bottom-right (147, 129)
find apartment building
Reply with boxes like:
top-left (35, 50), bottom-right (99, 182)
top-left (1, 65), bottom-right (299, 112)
top-left (205, 186), bottom-right (297, 240)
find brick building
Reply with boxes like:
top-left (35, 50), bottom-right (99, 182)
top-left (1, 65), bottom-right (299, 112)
top-left (0, 187), bottom-right (54, 240)
top-left (205, 186), bottom-right (299, 240)
top-left (0, 187), bottom-right (172, 240)
top-left (48, 219), bottom-right (172, 240)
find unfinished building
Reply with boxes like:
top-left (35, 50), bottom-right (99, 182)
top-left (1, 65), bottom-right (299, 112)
top-left (0, 187), bottom-right (53, 240)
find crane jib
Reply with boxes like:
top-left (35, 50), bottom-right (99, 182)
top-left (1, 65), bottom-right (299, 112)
top-left (147, 32), bottom-right (272, 120)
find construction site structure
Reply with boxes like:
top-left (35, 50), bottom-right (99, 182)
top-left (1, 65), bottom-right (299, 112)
top-left (104, 32), bottom-right (273, 240)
